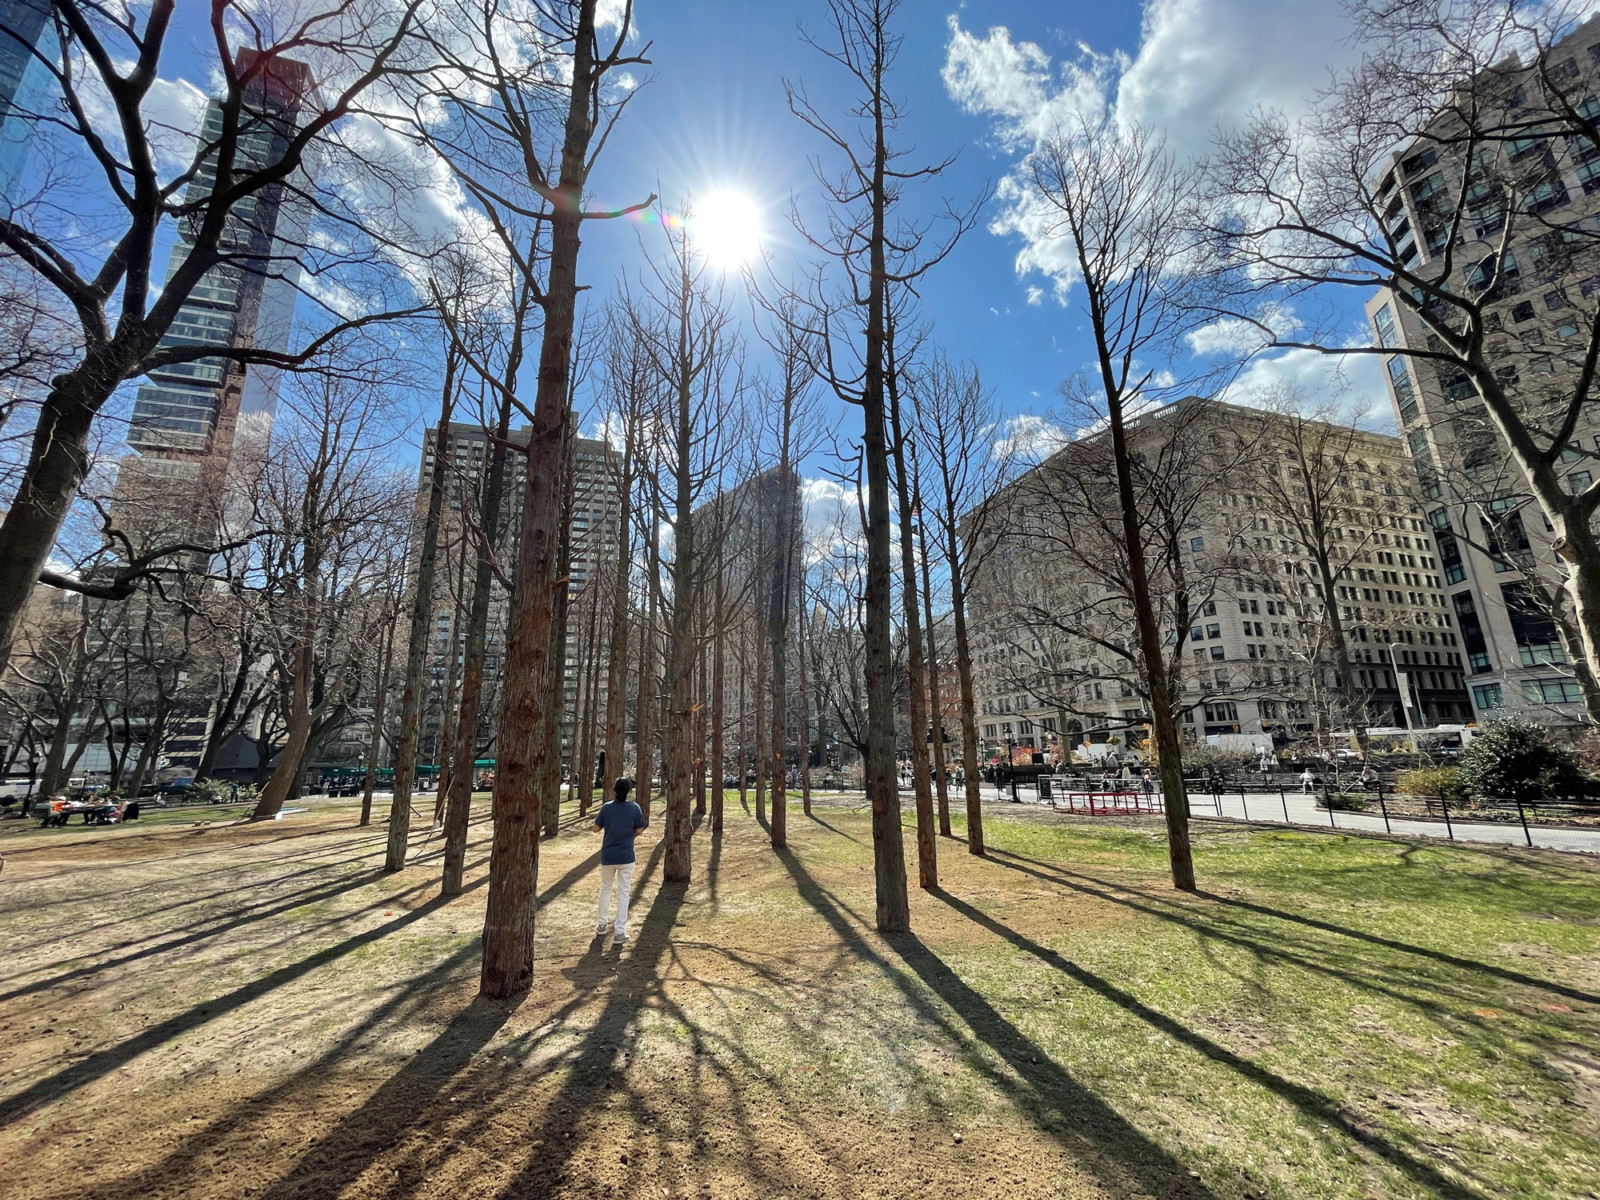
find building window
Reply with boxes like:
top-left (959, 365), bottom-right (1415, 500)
top-left (1190, 536), bottom-right (1205, 551)
top-left (1203, 702), bottom-right (1239, 723)
top-left (1373, 304), bottom-right (1398, 347)
top-left (1206, 623), bottom-right (1220, 639)
top-left (1453, 591), bottom-right (1492, 673)
top-left (1511, 301), bottom-right (1535, 322)
top-left (1523, 678), bottom-right (1584, 705)
top-left (1209, 646), bottom-right (1226, 661)
top-left (983, 724), bottom-right (997, 739)
top-left (1571, 470), bottom-right (1593, 493)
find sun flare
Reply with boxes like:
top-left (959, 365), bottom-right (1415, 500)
top-left (692, 190), bottom-right (762, 267)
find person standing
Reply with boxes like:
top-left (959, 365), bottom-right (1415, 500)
top-left (593, 777), bottom-right (645, 942)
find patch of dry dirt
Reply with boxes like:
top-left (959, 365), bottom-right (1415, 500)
top-left (0, 802), bottom-right (1184, 1200)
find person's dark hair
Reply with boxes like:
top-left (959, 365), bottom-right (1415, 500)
top-left (613, 777), bottom-right (634, 802)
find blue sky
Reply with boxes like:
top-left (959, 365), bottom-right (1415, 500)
top-left (21, 1), bottom-right (1399, 513)
top-left (569, 0), bottom-right (1393, 461)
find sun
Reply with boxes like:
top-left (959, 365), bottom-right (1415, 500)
top-left (692, 190), bottom-right (762, 268)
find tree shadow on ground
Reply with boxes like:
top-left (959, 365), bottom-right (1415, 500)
top-left (804, 810), bottom-right (861, 843)
top-left (773, 845), bottom-right (1219, 1200)
top-left (990, 848), bottom-right (1600, 1007)
top-left (0, 869), bottom-right (495, 1127)
top-left (923, 884), bottom-right (1487, 1200)
top-left (64, 843), bottom-right (608, 1200)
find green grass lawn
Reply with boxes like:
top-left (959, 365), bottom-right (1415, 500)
top-left (1, 798), bottom-right (1596, 1199)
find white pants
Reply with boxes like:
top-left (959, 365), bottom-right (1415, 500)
top-left (596, 863), bottom-right (634, 934)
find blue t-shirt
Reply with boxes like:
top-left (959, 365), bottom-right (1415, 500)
top-left (594, 799), bottom-right (645, 865)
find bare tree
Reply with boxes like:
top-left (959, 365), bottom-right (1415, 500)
top-left (789, 0), bottom-right (977, 931)
top-left (627, 210), bottom-right (743, 884)
top-left (416, 0), bottom-right (651, 997)
top-left (246, 368), bottom-right (411, 820)
top-left (1021, 114), bottom-right (1237, 891)
top-left (913, 354), bottom-right (1006, 855)
top-left (0, 5), bottom-right (440, 674)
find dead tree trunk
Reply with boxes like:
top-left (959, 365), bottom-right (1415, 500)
top-left (888, 334), bottom-right (935, 888)
top-left (361, 618), bottom-right (396, 827)
top-left (635, 503), bottom-right (659, 822)
top-left (711, 566), bottom-right (727, 832)
top-left (917, 505), bottom-right (951, 837)
top-left (387, 361), bottom-right (457, 870)
top-left (442, 398), bottom-right (514, 893)
top-left (599, 418), bottom-right (636, 804)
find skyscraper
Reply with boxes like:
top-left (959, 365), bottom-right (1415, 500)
top-left (1365, 16), bottom-right (1600, 727)
top-left (0, 1), bottom-right (50, 200)
top-left (123, 50), bottom-right (316, 486)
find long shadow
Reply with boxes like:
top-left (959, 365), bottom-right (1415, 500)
top-left (69, 937), bottom-right (489, 1200)
top-left (190, 839), bottom-right (597, 1199)
top-left (0, 865), bottom-right (395, 1003)
top-left (773, 845), bottom-right (1219, 1200)
top-left (804, 810), bottom-right (862, 844)
top-left (485, 837), bottom-right (692, 1200)
top-left (0, 875), bottom-right (489, 1126)
top-left (992, 848), bottom-right (1600, 1007)
top-left (925, 886), bottom-right (1486, 1200)
top-left (249, 993), bottom-right (518, 1200)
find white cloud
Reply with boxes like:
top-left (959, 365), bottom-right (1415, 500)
top-left (943, 4), bottom-right (1370, 301)
top-left (1025, 285), bottom-right (1044, 306)
top-left (1115, 0), bottom-right (1364, 152)
top-left (991, 413), bottom-right (1069, 462)
top-left (1185, 303), bottom-right (1303, 357)
top-left (1220, 345), bottom-right (1393, 429)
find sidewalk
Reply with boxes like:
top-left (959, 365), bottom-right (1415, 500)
top-left (973, 783), bottom-right (1600, 854)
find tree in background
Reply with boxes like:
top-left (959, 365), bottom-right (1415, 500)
top-left (790, 0), bottom-right (977, 930)
top-left (0, 4), bottom-right (438, 674)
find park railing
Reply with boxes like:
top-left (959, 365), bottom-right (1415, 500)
top-left (1006, 772), bottom-right (1600, 852)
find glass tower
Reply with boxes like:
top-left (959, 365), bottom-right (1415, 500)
top-left (0, 0), bottom-right (50, 200)
top-left (126, 50), bottom-right (315, 470)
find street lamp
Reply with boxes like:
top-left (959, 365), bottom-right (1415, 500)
top-left (1388, 642), bottom-right (1418, 741)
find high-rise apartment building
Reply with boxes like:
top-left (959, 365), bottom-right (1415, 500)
top-left (1364, 16), bottom-right (1600, 727)
top-left (413, 426), bottom-right (625, 763)
top-left (122, 50), bottom-right (315, 493)
top-left (965, 400), bottom-right (1472, 758)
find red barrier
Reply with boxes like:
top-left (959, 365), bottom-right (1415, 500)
top-left (1056, 789), bottom-right (1162, 816)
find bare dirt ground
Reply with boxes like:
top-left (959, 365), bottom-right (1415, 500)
top-left (1, 794), bottom-right (1597, 1200)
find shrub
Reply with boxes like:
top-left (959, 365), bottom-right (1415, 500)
top-left (1458, 716), bottom-right (1585, 805)
top-left (1396, 766), bottom-right (1464, 802)
top-left (1322, 792), bottom-right (1372, 811)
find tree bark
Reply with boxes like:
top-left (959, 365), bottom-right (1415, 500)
top-left (918, 506), bottom-right (951, 838)
top-left (887, 340), bottom-right (935, 888)
top-left (599, 421), bottom-right (635, 805)
top-left (540, 432), bottom-right (577, 839)
top-left (944, 517), bottom-right (985, 856)
top-left (695, 598), bottom-right (709, 820)
top-left (387, 369), bottom-right (456, 871)
top-left (0, 377), bottom-right (103, 678)
top-left (795, 573), bottom-right (813, 816)
top-left (635, 504), bottom-right (659, 822)
top-left (711, 567), bottom-right (726, 832)
top-left (662, 278), bottom-right (698, 882)
top-left (360, 618), bottom-right (396, 827)
top-left (479, 0), bottom-right (612, 999)
top-left (442, 419), bottom-right (506, 893)
top-left (753, 628), bottom-right (768, 826)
